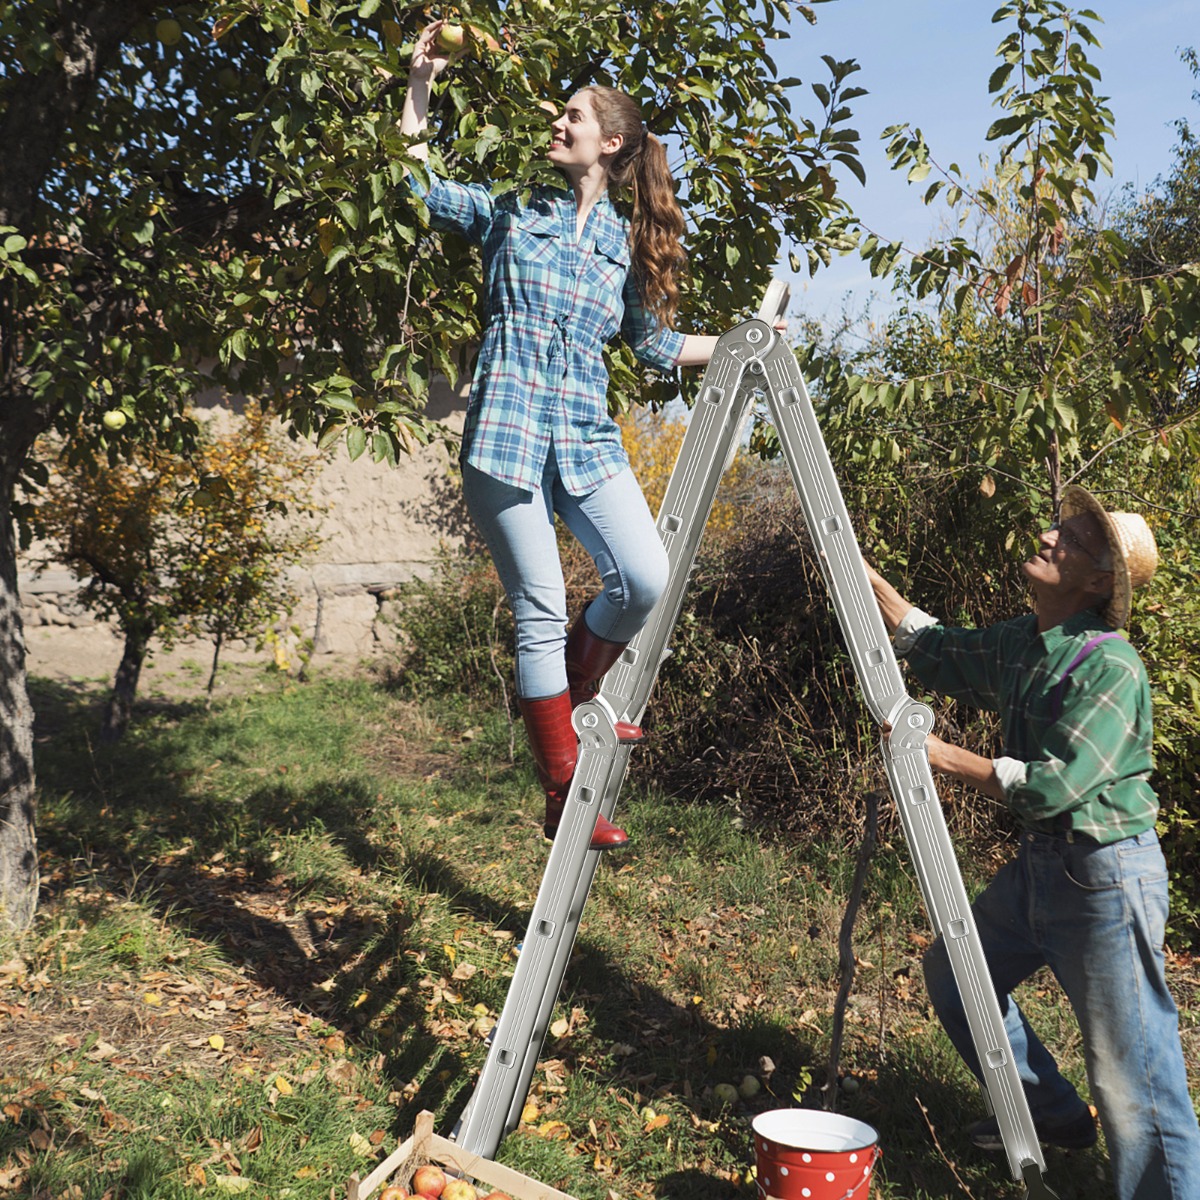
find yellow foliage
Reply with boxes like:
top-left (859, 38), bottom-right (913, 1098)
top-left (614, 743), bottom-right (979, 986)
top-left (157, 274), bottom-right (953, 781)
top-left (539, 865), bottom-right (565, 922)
top-left (617, 407), bottom-right (751, 535)
top-left (33, 400), bottom-right (324, 653)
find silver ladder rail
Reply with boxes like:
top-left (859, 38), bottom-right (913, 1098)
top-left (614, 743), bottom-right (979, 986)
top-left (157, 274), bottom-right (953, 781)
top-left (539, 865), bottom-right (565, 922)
top-left (452, 289), bottom-right (1059, 1200)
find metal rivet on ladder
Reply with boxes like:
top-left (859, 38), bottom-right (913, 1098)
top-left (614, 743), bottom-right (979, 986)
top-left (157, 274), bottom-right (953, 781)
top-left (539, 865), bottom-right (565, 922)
top-left (746, 327), bottom-right (763, 343)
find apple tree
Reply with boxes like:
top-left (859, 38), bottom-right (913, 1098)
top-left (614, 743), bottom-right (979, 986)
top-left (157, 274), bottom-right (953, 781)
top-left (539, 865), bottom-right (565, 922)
top-left (0, 0), bottom-right (864, 929)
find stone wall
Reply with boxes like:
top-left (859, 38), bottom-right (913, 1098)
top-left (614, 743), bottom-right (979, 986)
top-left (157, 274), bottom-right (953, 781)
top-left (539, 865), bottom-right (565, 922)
top-left (20, 375), bottom-right (471, 680)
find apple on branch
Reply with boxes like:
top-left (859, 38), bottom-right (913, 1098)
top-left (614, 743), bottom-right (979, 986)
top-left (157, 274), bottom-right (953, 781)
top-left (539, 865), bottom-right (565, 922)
top-left (434, 24), bottom-right (464, 53)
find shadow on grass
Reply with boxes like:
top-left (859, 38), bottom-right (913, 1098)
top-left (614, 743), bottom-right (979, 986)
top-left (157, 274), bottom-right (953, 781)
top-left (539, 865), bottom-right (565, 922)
top-left (27, 674), bottom-right (1068, 1198)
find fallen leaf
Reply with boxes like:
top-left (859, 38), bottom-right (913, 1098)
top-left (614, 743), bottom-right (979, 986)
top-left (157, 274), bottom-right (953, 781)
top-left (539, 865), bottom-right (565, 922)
top-left (209, 1035), bottom-right (226, 1052)
top-left (326, 1060), bottom-right (356, 1089)
top-left (549, 1018), bottom-right (569, 1039)
top-left (644, 1114), bottom-right (670, 1132)
top-left (213, 1175), bottom-right (251, 1193)
top-left (143, 992), bottom-right (163, 1006)
top-left (273, 1076), bottom-right (294, 1096)
top-left (348, 1131), bottom-right (375, 1157)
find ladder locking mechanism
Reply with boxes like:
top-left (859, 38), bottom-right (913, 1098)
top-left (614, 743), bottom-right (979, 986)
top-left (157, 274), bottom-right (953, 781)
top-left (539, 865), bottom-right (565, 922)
top-left (884, 700), bottom-right (936, 754)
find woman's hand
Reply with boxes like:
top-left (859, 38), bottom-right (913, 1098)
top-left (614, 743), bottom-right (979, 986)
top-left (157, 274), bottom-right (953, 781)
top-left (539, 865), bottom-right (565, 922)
top-left (401, 21), bottom-right (461, 159)
top-left (410, 21), bottom-right (458, 82)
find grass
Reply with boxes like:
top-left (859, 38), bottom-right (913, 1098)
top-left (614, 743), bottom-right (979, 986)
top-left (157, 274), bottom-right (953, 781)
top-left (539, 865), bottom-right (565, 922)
top-left (2, 671), bottom-right (1196, 1200)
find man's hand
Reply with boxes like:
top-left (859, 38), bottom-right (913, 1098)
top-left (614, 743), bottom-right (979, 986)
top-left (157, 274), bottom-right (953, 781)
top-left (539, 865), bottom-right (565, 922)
top-left (922, 731), bottom-right (1006, 803)
top-left (881, 723), bottom-right (1004, 801)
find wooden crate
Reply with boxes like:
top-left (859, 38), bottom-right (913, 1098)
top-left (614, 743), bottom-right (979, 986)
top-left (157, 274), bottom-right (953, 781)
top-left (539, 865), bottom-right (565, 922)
top-left (347, 1111), bottom-right (579, 1200)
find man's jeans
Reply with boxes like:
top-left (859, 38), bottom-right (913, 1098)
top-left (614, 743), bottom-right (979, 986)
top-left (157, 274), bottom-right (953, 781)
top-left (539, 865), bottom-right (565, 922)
top-left (924, 828), bottom-right (1200, 1199)
top-left (463, 459), bottom-right (668, 700)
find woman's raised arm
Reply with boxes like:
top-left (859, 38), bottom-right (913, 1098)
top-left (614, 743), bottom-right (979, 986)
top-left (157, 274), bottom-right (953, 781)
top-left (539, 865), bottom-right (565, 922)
top-left (399, 22), bottom-right (458, 167)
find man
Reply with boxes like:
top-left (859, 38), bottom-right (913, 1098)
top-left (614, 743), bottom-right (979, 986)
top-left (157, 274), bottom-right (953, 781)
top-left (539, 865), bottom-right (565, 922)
top-left (866, 485), bottom-right (1200, 1200)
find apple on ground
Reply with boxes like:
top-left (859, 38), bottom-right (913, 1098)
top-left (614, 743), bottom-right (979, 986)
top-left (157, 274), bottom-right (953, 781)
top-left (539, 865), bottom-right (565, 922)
top-left (712, 1082), bottom-right (740, 1107)
top-left (411, 1165), bottom-right (446, 1197)
top-left (379, 1188), bottom-right (409, 1200)
top-left (441, 1181), bottom-right (477, 1200)
top-left (738, 1073), bottom-right (761, 1099)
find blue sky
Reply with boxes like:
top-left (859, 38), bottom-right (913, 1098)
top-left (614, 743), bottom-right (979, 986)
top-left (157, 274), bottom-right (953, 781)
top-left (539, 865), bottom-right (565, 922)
top-left (775, 1), bottom-right (1200, 323)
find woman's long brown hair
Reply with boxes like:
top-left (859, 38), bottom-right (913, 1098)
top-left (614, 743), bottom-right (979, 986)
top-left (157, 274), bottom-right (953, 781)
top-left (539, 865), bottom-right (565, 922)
top-left (581, 86), bottom-right (686, 329)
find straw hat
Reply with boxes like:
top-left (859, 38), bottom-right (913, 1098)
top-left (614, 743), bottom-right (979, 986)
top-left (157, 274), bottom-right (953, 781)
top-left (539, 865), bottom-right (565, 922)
top-left (1060, 484), bottom-right (1159, 629)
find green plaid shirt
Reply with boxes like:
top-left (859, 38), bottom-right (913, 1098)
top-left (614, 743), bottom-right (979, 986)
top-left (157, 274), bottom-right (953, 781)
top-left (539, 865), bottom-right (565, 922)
top-left (903, 609), bottom-right (1158, 844)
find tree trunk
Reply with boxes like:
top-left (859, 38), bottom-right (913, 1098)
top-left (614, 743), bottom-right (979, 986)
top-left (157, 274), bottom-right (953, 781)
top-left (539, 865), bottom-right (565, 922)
top-left (205, 632), bottom-right (224, 706)
top-left (0, 0), bottom-right (163, 930)
top-left (0, 491), bottom-right (38, 932)
top-left (100, 619), bottom-right (154, 742)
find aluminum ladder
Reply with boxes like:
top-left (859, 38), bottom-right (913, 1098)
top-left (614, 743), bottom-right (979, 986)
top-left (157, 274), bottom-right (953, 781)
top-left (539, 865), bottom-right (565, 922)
top-left (452, 283), bottom-right (1060, 1200)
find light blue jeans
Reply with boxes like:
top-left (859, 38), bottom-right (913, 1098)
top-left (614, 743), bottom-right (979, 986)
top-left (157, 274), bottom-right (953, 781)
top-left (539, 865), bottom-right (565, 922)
top-left (462, 457), bottom-right (668, 700)
top-left (924, 828), bottom-right (1200, 1199)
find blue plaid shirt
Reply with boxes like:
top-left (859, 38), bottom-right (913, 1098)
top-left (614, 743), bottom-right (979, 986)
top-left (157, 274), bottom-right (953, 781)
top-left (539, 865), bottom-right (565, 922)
top-left (414, 174), bottom-right (686, 495)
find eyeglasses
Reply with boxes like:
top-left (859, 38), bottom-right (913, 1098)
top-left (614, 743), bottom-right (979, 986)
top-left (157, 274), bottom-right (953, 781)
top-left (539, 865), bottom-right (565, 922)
top-left (1049, 521), bottom-right (1111, 570)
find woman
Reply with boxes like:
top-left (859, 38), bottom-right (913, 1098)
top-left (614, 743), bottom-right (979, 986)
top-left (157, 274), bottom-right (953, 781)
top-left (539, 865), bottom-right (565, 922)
top-left (401, 23), bottom-right (721, 849)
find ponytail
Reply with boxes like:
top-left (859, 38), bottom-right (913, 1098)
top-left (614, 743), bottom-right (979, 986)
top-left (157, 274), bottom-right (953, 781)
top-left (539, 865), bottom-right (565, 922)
top-left (581, 87), bottom-right (686, 328)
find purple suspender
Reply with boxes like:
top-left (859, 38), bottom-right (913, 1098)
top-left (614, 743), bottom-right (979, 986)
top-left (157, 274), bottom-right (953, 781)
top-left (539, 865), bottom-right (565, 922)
top-left (1049, 631), bottom-right (1123, 721)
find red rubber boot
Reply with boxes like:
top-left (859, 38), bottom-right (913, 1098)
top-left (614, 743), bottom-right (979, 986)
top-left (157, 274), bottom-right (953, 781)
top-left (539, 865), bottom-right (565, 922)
top-left (564, 616), bottom-right (644, 743)
top-left (518, 691), bottom-right (629, 850)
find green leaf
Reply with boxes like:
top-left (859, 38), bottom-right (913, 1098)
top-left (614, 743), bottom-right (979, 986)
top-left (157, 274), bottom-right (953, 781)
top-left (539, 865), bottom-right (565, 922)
top-left (988, 62), bottom-right (1015, 94)
top-left (321, 394), bottom-right (361, 415)
top-left (346, 426), bottom-right (367, 461)
top-left (324, 245), bottom-right (352, 273)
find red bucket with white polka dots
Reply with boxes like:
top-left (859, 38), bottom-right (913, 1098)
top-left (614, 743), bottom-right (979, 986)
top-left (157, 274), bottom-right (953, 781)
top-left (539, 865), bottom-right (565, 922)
top-left (752, 1109), bottom-right (879, 1200)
